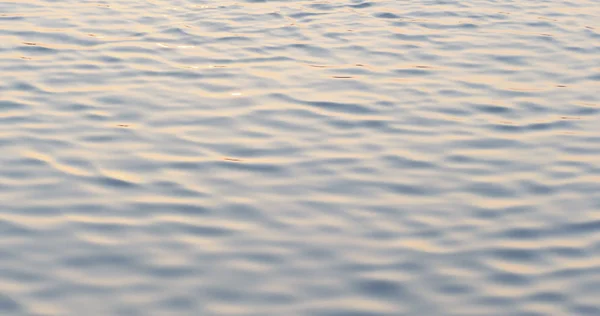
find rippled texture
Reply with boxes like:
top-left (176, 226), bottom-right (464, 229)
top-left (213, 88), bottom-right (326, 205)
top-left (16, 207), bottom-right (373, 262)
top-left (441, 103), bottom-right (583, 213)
top-left (1, 0), bottom-right (600, 315)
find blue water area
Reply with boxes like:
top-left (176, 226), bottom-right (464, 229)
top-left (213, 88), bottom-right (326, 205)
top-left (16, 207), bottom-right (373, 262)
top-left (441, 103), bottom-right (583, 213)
top-left (1, 0), bottom-right (599, 315)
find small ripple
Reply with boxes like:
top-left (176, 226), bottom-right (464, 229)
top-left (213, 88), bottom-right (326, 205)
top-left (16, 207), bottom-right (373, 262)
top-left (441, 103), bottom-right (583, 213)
top-left (271, 93), bottom-right (376, 115)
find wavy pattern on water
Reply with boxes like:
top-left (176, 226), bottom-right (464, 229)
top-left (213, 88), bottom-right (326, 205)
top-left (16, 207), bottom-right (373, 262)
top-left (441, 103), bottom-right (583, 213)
top-left (1, 0), bottom-right (600, 315)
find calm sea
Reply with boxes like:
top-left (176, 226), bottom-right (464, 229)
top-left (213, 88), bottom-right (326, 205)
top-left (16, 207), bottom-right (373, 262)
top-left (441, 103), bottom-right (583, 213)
top-left (1, 0), bottom-right (599, 315)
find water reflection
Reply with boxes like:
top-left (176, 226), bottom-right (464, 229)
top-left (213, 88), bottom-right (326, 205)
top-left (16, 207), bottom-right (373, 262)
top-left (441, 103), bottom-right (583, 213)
top-left (0, 0), bottom-right (599, 315)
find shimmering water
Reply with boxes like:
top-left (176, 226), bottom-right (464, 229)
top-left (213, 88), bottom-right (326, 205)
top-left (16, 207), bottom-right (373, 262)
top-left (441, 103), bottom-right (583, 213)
top-left (1, 0), bottom-right (599, 315)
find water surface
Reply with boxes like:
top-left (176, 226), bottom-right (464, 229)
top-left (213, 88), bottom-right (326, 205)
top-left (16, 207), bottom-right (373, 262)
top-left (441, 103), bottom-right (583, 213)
top-left (1, 0), bottom-right (600, 315)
